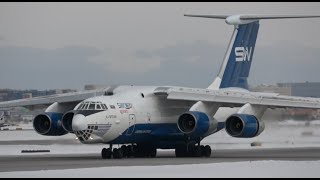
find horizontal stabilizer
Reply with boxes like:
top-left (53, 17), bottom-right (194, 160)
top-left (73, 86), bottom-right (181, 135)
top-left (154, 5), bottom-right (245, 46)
top-left (184, 14), bottom-right (229, 19)
top-left (184, 14), bottom-right (320, 25)
top-left (240, 15), bottom-right (320, 20)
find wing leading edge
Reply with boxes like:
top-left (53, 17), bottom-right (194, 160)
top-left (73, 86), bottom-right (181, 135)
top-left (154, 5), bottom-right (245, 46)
top-left (154, 86), bottom-right (320, 109)
top-left (0, 88), bottom-right (108, 109)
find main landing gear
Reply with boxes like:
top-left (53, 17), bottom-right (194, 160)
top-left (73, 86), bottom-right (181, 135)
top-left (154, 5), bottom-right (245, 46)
top-left (101, 143), bottom-right (212, 159)
top-left (175, 143), bottom-right (211, 157)
top-left (101, 144), bottom-right (157, 159)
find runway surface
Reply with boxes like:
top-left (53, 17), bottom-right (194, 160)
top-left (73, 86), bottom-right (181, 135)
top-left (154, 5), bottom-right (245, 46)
top-left (1, 147), bottom-right (320, 172)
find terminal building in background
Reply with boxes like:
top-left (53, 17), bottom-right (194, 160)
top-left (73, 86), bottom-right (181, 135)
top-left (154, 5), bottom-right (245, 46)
top-left (251, 82), bottom-right (320, 120)
top-left (277, 82), bottom-right (320, 98)
top-left (0, 88), bottom-right (77, 124)
top-left (251, 82), bottom-right (320, 98)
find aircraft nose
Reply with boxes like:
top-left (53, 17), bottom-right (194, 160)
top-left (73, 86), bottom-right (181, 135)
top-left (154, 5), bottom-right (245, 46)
top-left (72, 114), bottom-right (87, 131)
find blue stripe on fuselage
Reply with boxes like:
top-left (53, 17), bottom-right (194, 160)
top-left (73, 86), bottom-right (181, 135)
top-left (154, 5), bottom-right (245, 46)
top-left (106, 123), bottom-right (201, 149)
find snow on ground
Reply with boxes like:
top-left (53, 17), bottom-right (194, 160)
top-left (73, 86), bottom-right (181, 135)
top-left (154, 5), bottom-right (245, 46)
top-left (278, 119), bottom-right (320, 126)
top-left (1, 120), bottom-right (320, 177)
top-left (1, 160), bottom-right (320, 178)
top-left (0, 144), bottom-right (106, 156)
top-left (0, 129), bottom-right (74, 141)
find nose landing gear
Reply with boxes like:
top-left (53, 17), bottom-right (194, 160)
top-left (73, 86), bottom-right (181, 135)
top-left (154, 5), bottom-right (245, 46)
top-left (101, 143), bottom-right (212, 159)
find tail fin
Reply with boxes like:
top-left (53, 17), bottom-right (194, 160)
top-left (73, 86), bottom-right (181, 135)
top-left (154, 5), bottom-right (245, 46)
top-left (214, 21), bottom-right (259, 89)
top-left (185, 14), bottom-right (320, 90)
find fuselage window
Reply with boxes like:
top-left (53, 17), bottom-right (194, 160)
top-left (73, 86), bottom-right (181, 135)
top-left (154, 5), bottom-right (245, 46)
top-left (110, 105), bottom-right (115, 109)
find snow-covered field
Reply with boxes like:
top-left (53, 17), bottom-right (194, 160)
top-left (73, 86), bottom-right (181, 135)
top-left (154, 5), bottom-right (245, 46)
top-left (1, 120), bottom-right (320, 177)
top-left (1, 160), bottom-right (320, 178)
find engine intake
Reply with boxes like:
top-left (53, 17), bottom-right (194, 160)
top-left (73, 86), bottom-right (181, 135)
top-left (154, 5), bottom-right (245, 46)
top-left (62, 111), bottom-right (75, 133)
top-left (177, 111), bottom-right (210, 137)
top-left (33, 112), bottom-right (68, 136)
top-left (225, 114), bottom-right (264, 138)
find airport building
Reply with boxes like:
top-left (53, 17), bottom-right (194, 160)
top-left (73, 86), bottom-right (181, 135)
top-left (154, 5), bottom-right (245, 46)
top-left (251, 82), bottom-right (320, 120)
top-left (251, 82), bottom-right (320, 98)
top-left (0, 88), bottom-right (77, 123)
top-left (84, 84), bottom-right (108, 90)
top-left (278, 82), bottom-right (320, 98)
top-left (0, 89), bottom-right (77, 102)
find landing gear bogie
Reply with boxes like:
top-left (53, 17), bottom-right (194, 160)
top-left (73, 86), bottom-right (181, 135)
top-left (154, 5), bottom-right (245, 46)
top-left (101, 144), bottom-right (157, 159)
top-left (203, 145), bottom-right (212, 157)
top-left (175, 144), bottom-right (212, 158)
top-left (101, 148), bottom-right (112, 159)
top-left (113, 148), bottom-right (124, 159)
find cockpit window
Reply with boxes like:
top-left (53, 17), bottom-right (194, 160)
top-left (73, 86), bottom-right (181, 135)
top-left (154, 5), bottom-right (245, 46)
top-left (102, 104), bottom-right (108, 110)
top-left (96, 104), bottom-right (102, 110)
top-left (88, 103), bottom-right (95, 110)
top-left (83, 102), bottom-right (89, 110)
top-left (77, 103), bottom-right (84, 110)
top-left (76, 101), bottom-right (109, 110)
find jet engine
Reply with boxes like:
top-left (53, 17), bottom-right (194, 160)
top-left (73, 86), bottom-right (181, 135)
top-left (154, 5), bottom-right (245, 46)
top-left (225, 114), bottom-right (264, 138)
top-left (177, 111), bottom-right (211, 137)
top-left (33, 112), bottom-right (68, 136)
top-left (61, 111), bottom-right (75, 133)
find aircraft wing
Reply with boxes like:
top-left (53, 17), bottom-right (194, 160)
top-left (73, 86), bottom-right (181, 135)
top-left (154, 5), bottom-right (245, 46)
top-left (0, 88), bottom-right (108, 109)
top-left (154, 86), bottom-right (320, 109)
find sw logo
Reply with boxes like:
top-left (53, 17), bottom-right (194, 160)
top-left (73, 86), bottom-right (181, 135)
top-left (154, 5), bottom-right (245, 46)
top-left (235, 47), bottom-right (253, 62)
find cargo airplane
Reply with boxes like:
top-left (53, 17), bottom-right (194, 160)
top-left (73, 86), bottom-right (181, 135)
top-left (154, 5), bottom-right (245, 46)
top-left (1, 14), bottom-right (320, 159)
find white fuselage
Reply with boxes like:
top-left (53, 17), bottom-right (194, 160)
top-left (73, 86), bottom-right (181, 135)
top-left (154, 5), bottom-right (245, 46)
top-left (71, 86), bottom-right (236, 148)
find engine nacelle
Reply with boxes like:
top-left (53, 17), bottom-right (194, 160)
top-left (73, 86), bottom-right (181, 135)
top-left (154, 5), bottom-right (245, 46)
top-left (177, 111), bottom-right (210, 137)
top-left (33, 112), bottom-right (68, 136)
top-left (225, 114), bottom-right (265, 138)
top-left (61, 111), bottom-right (75, 133)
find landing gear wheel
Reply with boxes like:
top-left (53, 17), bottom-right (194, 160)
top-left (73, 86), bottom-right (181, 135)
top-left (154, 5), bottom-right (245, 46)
top-left (101, 148), bottom-right (112, 159)
top-left (121, 145), bottom-right (128, 157)
top-left (132, 145), bottom-right (138, 157)
top-left (193, 146), bottom-right (202, 157)
top-left (126, 145), bottom-right (133, 158)
top-left (175, 144), bottom-right (188, 157)
top-left (113, 148), bottom-right (123, 159)
top-left (150, 148), bottom-right (157, 158)
top-left (203, 145), bottom-right (211, 157)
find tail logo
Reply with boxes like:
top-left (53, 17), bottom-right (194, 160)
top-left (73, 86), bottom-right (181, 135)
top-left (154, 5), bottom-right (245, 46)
top-left (235, 47), bottom-right (253, 62)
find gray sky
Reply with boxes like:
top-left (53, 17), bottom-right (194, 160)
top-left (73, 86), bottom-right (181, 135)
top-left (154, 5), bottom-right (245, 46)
top-left (1, 2), bottom-right (320, 90)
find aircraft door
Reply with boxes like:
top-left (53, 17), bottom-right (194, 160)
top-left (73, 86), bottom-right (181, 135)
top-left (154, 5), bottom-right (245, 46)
top-left (126, 114), bottom-right (136, 135)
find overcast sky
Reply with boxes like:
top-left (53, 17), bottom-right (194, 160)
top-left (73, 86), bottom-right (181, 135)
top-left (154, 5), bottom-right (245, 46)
top-left (1, 2), bottom-right (320, 90)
